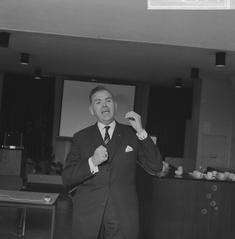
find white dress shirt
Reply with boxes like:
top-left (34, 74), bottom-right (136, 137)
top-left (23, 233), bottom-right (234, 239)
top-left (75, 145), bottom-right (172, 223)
top-left (97, 121), bottom-right (116, 140)
top-left (88, 121), bottom-right (148, 174)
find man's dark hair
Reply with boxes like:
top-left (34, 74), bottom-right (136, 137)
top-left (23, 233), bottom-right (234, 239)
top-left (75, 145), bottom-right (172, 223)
top-left (89, 85), bottom-right (114, 103)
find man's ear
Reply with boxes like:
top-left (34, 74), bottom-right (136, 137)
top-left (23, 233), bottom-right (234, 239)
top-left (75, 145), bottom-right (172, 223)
top-left (89, 105), bottom-right (94, 115)
top-left (114, 102), bottom-right (117, 111)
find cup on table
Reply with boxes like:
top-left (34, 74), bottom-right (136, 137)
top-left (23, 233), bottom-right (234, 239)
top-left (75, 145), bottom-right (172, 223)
top-left (193, 170), bottom-right (203, 179)
top-left (206, 172), bottom-right (213, 180)
top-left (178, 166), bottom-right (183, 172)
top-left (217, 172), bottom-right (225, 180)
top-left (231, 174), bottom-right (235, 181)
top-left (162, 161), bottom-right (169, 173)
top-left (175, 166), bottom-right (183, 176)
top-left (224, 171), bottom-right (230, 179)
top-left (212, 171), bottom-right (217, 177)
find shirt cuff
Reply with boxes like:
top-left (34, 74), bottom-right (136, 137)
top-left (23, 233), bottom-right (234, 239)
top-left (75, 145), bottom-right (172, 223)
top-left (88, 157), bottom-right (99, 174)
top-left (136, 129), bottom-right (148, 140)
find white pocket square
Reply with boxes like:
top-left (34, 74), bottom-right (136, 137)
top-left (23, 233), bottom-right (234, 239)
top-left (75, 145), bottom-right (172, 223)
top-left (125, 145), bottom-right (133, 152)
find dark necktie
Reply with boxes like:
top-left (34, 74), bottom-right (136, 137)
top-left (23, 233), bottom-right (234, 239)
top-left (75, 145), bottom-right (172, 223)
top-left (104, 126), bottom-right (111, 145)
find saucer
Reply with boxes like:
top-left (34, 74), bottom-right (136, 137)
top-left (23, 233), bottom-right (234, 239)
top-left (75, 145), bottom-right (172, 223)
top-left (204, 175), bottom-right (215, 180)
top-left (189, 172), bottom-right (203, 179)
top-left (174, 175), bottom-right (183, 178)
top-left (216, 176), bottom-right (226, 181)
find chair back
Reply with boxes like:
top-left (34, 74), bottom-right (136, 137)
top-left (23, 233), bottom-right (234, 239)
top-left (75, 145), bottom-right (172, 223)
top-left (0, 175), bottom-right (23, 190)
top-left (0, 148), bottom-right (23, 190)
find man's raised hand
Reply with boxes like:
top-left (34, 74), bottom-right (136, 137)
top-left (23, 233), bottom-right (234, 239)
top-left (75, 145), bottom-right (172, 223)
top-left (125, 111), bottom-right (143, 134)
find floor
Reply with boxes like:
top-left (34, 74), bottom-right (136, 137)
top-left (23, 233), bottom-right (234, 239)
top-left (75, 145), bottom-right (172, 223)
top-left (0, 184), bottom-right (73, 239)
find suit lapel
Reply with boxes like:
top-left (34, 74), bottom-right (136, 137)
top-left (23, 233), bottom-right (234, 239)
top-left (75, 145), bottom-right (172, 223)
top-left (107, 122), bottom-right (124, 162)
top-left (91, 123), bottom-right (104, 148)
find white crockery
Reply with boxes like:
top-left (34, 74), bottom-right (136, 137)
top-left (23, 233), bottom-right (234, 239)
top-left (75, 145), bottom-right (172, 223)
top-left (205, 172), bottom-right (213, 180)
top-left (216, 172), bottom-right (225, 180)
top-left (191, 170), bottom-right (203, 179)
top-left (175, 170), bottom-right (183, 176)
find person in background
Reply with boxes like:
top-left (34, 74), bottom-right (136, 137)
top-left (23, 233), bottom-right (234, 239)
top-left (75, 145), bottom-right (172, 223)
top-left (62, 85), bottom-right (162, 239)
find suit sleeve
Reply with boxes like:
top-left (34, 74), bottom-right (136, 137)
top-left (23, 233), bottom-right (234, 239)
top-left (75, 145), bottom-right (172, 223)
top-left (62, 133), bottom-right (94, 187)
top-left (137, 135), bottom-right (162, 175)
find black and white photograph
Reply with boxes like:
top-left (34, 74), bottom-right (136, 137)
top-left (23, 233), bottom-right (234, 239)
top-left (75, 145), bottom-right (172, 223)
top-left (1, 1), bottom-right (235, 239)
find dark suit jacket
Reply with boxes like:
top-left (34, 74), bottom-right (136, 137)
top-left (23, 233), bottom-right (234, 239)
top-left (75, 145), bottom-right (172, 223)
top-left (62, 122), bottom-right (162, 239)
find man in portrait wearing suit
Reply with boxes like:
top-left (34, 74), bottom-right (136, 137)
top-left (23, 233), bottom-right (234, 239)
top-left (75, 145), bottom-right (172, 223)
top-left (62, 85), bottom-right (162, 239)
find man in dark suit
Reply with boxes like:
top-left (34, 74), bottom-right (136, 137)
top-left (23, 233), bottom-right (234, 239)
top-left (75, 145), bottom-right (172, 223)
top-left (62, 85), bottom-right (162, 239)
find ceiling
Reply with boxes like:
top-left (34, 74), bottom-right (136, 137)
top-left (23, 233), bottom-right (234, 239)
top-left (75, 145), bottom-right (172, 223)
top-left (1, 0), bottom-right (235, 87)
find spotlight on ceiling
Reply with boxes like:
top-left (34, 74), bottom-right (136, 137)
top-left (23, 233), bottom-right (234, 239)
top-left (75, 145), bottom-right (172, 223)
top-left (34, 68), bottom-right (42, 80)
top-left (215, 52), bottom-right (226, 67)
top-left (175, 78), bottom-right (183, 88)
top-left (191, 67), bottom-right (200, 79)
top-left (20, 53), bottom-right (30, 65)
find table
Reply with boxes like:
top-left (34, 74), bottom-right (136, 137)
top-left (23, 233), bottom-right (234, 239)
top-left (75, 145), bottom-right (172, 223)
top-left (0, 189), bottom-right (59, 239)
top-left (137, 170), bottom-right (235, 239)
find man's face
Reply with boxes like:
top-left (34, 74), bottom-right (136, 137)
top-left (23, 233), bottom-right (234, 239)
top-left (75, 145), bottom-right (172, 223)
top-left (89, 90), bottom-right (117, 125)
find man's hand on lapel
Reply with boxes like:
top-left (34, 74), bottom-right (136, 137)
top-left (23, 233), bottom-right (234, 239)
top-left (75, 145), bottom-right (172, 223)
top-left (125, 111), bottom-right (144, 134)
top-left (91, 145), bottom-right (108, 166)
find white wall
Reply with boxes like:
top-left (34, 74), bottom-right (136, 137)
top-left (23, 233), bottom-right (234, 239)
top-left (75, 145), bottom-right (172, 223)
top-left (195, 78), bottom-right (235, 170)
top-left (54, 139), bottom-right (72, 165)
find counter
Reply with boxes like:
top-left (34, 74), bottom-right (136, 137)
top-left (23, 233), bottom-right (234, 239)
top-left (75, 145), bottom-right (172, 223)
top-left (137, 167), bottom-right (235, 239)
